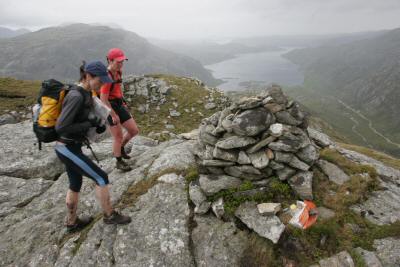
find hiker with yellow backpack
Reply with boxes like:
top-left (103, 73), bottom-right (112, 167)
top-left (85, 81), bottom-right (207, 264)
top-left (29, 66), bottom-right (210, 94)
top-left (34, 61), bottom-right (132, 233)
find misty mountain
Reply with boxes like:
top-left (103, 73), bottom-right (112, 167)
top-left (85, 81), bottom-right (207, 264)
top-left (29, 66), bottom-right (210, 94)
top-left (284, 28), bottom-right (400, 152)
top-left (0, 27), bottom-right (30, 38)
top-left (235, 30), bottom-right (388, 49)
top-left (149, 39), bottom-right (281, 65)
top-left (0, 24), bottom-right (221, 86)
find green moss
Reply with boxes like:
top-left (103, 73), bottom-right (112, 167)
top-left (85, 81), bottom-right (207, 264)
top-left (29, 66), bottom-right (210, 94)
top-left (317, 148), bottom-right (380, 210)
top-left (184, 166), bottom-right (199, 183)
top-left (339, 142), bottom-right (400, 170)
top-left (269, 178), bottom-right (292, 200)
top-left (349, 249), bottom-right (367, 267)
top-left (278, 147), bottom-right (400, 266)
top-left (284, 211), bottom-right (400, 266)
top-left (206, 178), bottom-right (296, 216)
top-left (240, 232), bottom-right (280, 267)
top-left (320, 148), bottom-right (372, 176)
top-left (0, 77), bottom-right (41, 115)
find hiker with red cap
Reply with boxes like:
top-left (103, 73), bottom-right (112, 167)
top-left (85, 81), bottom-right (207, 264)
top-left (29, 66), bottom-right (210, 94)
top-left (100, 48), bottom-right (139, 171)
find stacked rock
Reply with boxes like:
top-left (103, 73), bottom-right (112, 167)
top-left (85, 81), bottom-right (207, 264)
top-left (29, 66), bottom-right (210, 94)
top-left (123, 75), bottom-right (175, 110)
top-left (195, 85), bottom-right (319, 202)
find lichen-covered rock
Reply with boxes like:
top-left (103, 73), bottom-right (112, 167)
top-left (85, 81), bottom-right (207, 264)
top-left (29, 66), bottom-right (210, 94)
top-left (307, 127), bottom-right (333, 147)
top-left (235, 201), bottom-right (285, 244)
top-left (373, 237), bottom-right (400, 267)
top-left (192, 215), bottom-right (250, 267)
top-left (289, 171), bottom-right (313, 200)
top-left (248, 150), bottom-right (270, 169)
top-left (317, 159), bottom-right (350, 185)
top-left (213, 147), bottom-right (238, 162)
top-left (189, 181), bottom-right (211, 214)
top-left (338, 147), bottom-right (400, 225)
top-left (211, 197), bottom-right (225, 219)
top-left (113, 182), bottom-right (194, 267)
top-left (296, 144), bottom-right (319, 165)
top-left (148, 140), bottom-right (196, 177)
top-left (231, 107), bottom-right (275, 136)
top-left (0, 121), bottom-right (64, 180)
top-left (318, 251), bottom-right (354, 267)
top-left (224, 165), bottom-right (264, 180)
top-left (0, 176), bottom-right (53, 217)
top-left (355, 247), bottom-right (383, 267)
top-left (199, 174), bottom-right (242, 196)
top-left (215, 135), bottom-right (257, 149)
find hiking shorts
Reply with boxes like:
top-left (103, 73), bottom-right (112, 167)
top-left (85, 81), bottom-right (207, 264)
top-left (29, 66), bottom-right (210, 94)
top-left (55, 143), bottom-right (109, 192)
top-left (107, 99), bottom-right (132, 126)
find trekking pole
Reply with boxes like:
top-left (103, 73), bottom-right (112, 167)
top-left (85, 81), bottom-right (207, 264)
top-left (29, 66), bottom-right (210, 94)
top-left (84, 138), bottom-right (100, 164)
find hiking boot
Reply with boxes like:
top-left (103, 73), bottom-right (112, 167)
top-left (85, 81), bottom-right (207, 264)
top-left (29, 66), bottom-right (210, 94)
top-left (121, 146), bottom-right (131, 159)
top-left (116, 160), bottom-right (132, 172)
top-left (103, 211), bottom-right (132, 225)
top-left (66, 215), bottom-right (93, 233)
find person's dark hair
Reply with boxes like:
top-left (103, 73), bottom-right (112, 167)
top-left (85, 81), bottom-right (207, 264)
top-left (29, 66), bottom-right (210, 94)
top-left (79, 60), bottom-right (97, 82)
top-left (79, 61), bottom-right (86, 82)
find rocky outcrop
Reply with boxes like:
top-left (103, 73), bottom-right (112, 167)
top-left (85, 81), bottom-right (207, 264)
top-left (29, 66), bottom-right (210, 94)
top-left (337, 146), bottom-right (400, 225)
top-left (195, 85), bottom-right (318, 201)
top-left (235, 201), bottom-right (285, 244)
top-left (317, 159), bottom-right (350, 185)
top-left (373, 237), bottom-right (400, 267)
top-left (192, 215), bottom-right (250, 267)
top-left (0, 121), bottom-right (64, 179)
top-left (314, 251), bottom-right (355, 267)
top-left (123, 76), bottom-right (229, 115)
top-left (0, 121), bottom-right (199, 266)
top-left (1, 82), bottom-right (400, 266)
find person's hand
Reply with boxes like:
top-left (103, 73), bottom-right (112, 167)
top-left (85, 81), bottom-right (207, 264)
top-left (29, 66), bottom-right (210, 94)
top-left (96, 125), bottom-right (106, 134)
top-left (88, 116), bottom-right (102, 127)
top-left (111, 113), bottom-right (120, 125)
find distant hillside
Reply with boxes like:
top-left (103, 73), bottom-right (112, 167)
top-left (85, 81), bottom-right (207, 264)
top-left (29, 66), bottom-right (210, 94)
top-left (150, 39), bottom-right (281, 65)
top-left (283, 28), bottom-right (400, 157)
top-left (0, 27), bottom-right (30, 38)
top-left (0, 24), bottom-right (221, 86)
top-left (234, 30), bottom-right (388, 48)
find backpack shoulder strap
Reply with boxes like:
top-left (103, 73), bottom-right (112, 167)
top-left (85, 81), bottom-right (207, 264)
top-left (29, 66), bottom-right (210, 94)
top-left (107, 70), bottom-right (122, 94)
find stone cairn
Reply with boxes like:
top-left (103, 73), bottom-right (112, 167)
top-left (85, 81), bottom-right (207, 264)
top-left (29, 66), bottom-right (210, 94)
top-left (191, 85), bottom-right (320, 227)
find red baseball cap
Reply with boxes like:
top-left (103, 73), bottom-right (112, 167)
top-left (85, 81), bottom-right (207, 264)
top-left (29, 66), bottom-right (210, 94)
top-left (107, 48), bottom-right (128, 61)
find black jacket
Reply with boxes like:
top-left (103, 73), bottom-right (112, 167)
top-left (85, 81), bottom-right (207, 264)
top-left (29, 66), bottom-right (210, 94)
top-left (55, 86), bottom-right (93, 144)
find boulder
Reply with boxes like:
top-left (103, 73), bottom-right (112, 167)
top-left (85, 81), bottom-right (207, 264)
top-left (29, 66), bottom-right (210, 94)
top-left (248, 150), bottom-right (270, 169)
top-left (373, 238), bottom-right (400, 267)
top-left (231, 107), bottom-right (275, 136)
top-left (289, 171), bottom-right (313, 200)
top-left (257, 203), bottom-right (281, 216)
top-left (213, 147), bottom-right (238, 162)
top-left (199, 174), bottom-right (242, 196)
top-left (215, 135), bottom-right (257, 149)
top-left (355, 247), bottom-right (383, 267)
top-left (224, 165), bottom-right (264, 181)
top-left (235, 201), bottom-right (285, 244)
top-left (296, 144), bottom-right (319, 165)
top-left (211, 197), bottom-right (225, 219)
top-left (307, 127), bottom-right (332, 147)
top-left (192, 215), bottom-right (249, 267)
top-left (318, 251), bottom-right (354, 267)
top-left (189, 181), bottom-right (211, 214)
top-left (317, 160), bottom-right (350, 185)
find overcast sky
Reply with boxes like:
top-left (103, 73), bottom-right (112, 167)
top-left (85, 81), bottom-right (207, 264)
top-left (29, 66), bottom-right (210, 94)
top-left (1, 0), bottom-right (400, 40)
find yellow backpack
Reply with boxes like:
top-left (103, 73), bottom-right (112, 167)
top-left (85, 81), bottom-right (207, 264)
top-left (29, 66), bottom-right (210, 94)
top-left (33, 79), bottom-right (74, 149)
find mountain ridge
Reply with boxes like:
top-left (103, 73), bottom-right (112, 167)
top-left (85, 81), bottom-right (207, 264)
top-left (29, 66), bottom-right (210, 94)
top-left (0, 23), bottom-right (221, 86)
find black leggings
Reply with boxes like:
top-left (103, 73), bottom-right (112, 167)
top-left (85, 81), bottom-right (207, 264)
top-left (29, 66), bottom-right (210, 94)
top-left (55, 143), bottom-right (109, 192)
